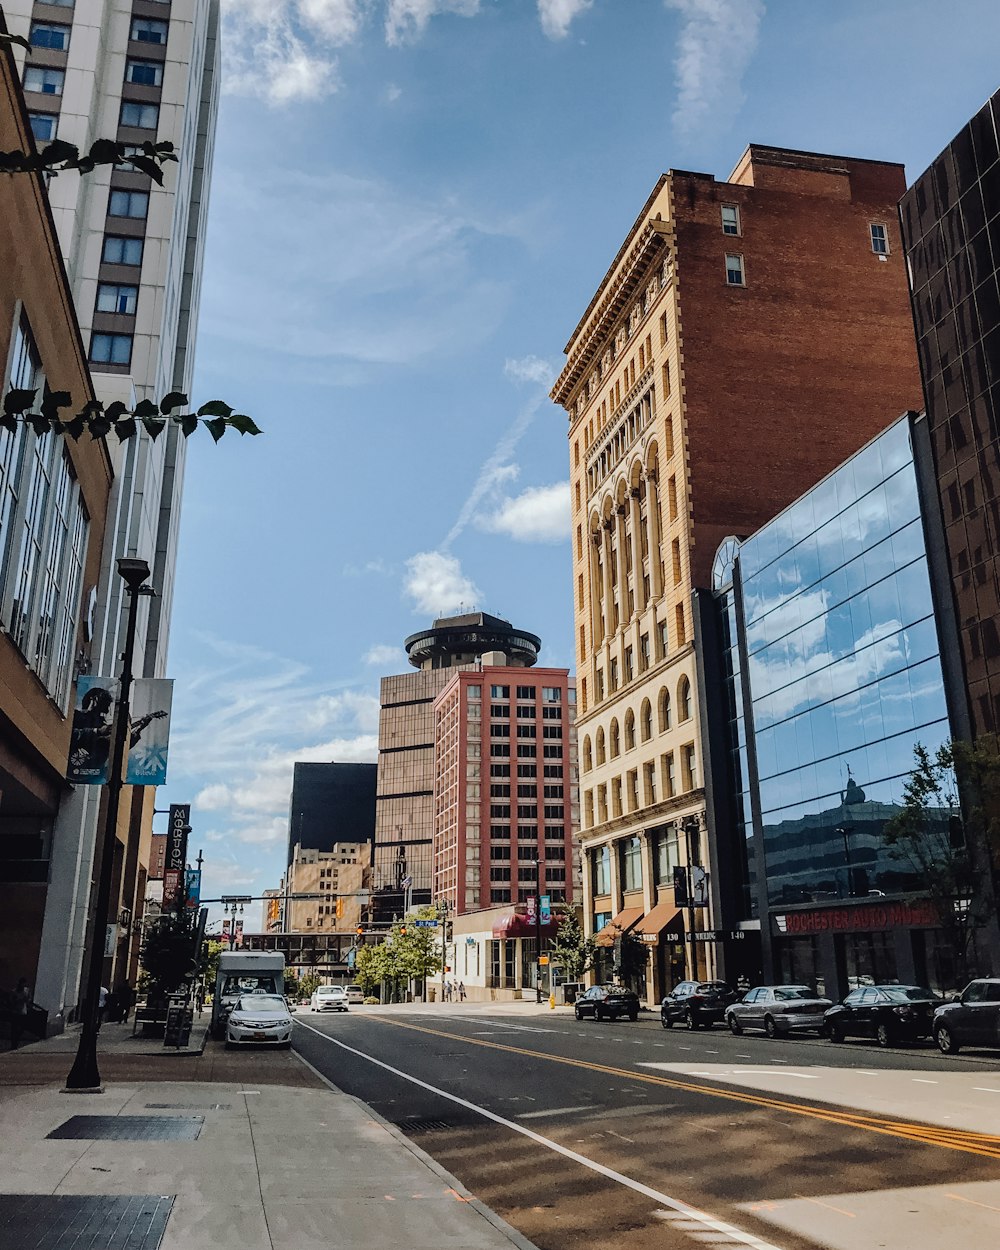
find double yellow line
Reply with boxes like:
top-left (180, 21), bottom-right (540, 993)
top-left (378, 1018), bottom-right (1000, 1161)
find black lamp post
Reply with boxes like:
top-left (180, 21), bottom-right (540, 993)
top-left (66, 557), bottom-right (152, 1091)
top-left (534, 858), bottom-right (543, 1004)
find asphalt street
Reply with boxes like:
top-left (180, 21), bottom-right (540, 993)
top-left (291, 1006), bottom-right (1000, 1250)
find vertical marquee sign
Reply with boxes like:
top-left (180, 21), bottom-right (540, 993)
top-left (162, 803), bottom-right (190, 912)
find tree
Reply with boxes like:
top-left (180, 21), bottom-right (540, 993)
top-left (139, 912), bottom-right (200, 1004)
top-left (550, 907), bottom-right (596, 981)
top-left (391, 908), bottom-right (442, 986)
top-left (884, 740), bottom-right (1000, 986)
top-left (614, 929), bottom-right (648, 989)
top-left (354, 942), bottom-right (396, 999)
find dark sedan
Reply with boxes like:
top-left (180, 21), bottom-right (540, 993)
top-left (933, 978), bottom-right (1000, 1054)
top-left (574, 984), bottom-right (641, 1022)
top-left (661, 980), bottom-right (739, 1030)
top-left (726, 985), bottom-right (832, 1037)
top-left (824, 984), bottom-right (942, 1047)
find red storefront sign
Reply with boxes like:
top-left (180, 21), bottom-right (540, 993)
top-left (778, 899), bottom-right (938, 936)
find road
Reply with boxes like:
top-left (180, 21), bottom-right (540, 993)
top-left (292, 1004), bottom-right (1000, 1250)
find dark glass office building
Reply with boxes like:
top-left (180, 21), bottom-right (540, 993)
top-left (900, 89), bottom-right (1000, 738)
top-left (287, 762), bottom-right (376, 865)
top-left (704, 415), bottom-right (971, 998)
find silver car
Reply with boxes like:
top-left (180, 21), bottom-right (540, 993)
top-left (225, 994), bottom-right (293, 1048)
top-left (726, 984), bottom-right (832, 1037)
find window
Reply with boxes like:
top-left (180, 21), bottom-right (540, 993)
top-left (96, 283), bottom-right (138, 315)
top-left (542, 724), bottom-right (562, 739)
top-left (725, 253), bottom-right (745, 286)
top-left (24, 67), bottom-right (65, 95)
top-left (490, 743), bottom-right (510, 757)
top-left (516, 764), bottom-right (536, 778)
top-left (721, 204), bottom-right (741, 236)
top-left (121, 101), bottom-right (159, 130)
top-left (516, 724), bottom-right (536, 739)
top-left (491, 703), bottom-right (509, 718)
top-left (543, 764), bottom-right (562, 779)
top-left (489, 784), bottom-right (510, 798)
top-left (103, 235), bottom-right (144, 266)
top-left (596, 727), bottom-right (606, 765)
top-left (870, 223), bottom-right (889, 255)
top-left (678, 676), bottom-right (692, 722)
top-left (131, 18), bottom-right (168, 44)
top-left (620, 836), bottom-right (642, 891)
top-left (516, 744), bottom-right (536, 758)
top-left (516, 784), bottom-right (536, 798)
top-left (640, 699), bottom-right (652, 742)
top-left (658, 688), bottom-right (671, 732)
top-left (516, 685), bottom-right (536, 699)
top-left (491, 684), bottom-right (509, 699)
top-left (657, 618), bottom-right (668, 658)
top-left (609, 657), bottom-right (618, 691)
top-left (109, 189), bottom-right (149, 219)
top-left (624, 710), bottom-right (635, 751)
top-left (543, 785), bottom-right (563, 799)
top-left (126, 59), bottom-right (163, 86)
top-left (609, 719), bottom-right (620, 758)
top-left (644, 761), bottom-right (656, 805)
top-left (663, 752), bottom-right (676, 798)
top-left (90, 333), bottom-right (132, 366)
top-left (541, 705), bottom-right (561, 719)
top-left (30, 23), bottom-right (70, 50)
top-left (542, 744), bottom-right (562, 759)
top-left (624, 646), bottom-right (633, 681)
top-left (28, 114), bottom-right (57, 143)
top-left (655, 827), bottom-right (680, 884)
top-left (681, 744), bottom-right (697, 791)
top-left (639, 633), bottom-right (650, 672)
top-left (489, 723), bottom-right (509, 738)
top-left (517, 805), bottom-right (537, 819)
top-left (542, 686), bottom-right (561, 702)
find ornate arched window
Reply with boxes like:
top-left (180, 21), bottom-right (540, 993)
top-left (678, 676), bottom-right (692, 722)
top-left (582, 735), bottom-right (593, 772)
top-left (658, 687), bottom-right (671, 732)
top-left (596, 727), bottom-right (606, 766)
top-left (624, 709), bottom-right (635, 751)
top-left (640, 698), bottom-right (652, 742)
top-left (609, 718), bottom-right (621, 759)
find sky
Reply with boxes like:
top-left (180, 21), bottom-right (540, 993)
top-left (156, 0), bottom-right (1000, 928)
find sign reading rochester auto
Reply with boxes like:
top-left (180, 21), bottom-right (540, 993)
top-left (162, 803), bottom-right (190, 911)
top-left (774, 899), bottom-right (938, 936)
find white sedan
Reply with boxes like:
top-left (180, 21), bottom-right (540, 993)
top-left (225, 994), bottom-right (293, 1048)
top-left (310, 985), bottom-right (349, 1012)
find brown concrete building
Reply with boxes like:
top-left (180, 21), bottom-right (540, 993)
top-left (0, 31), bottom-right (113, 1013)
top-left (552, 144), bottom-right (923, 1003)
top-left (283, 841), bottom-right (369, 935)
top-left (432, 666), bottom-right (579, 916)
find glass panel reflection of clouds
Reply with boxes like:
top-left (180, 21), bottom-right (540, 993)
top-left (731, 418), bottom-right (954, 908)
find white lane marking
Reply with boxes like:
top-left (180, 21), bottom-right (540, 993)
top-left (913, 1079), bottom-right (938, 1084)
top-left (518, 1105), bottom-right (599, 1119)
top-left (295, 1018), bottom-right (784, 1250)
top-left (973, 1087), bottom-right (1000, 1093)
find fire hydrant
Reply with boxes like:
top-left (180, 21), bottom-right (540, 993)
top-left (548, 992), bottom-right (556, 1010)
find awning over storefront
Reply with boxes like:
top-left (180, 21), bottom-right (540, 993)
top-left (635, 902), bottom-right (684, 944)
top-left (492, 908), bottom-right (559, 939)
top-left (593, 906), bottom-right (645, 947)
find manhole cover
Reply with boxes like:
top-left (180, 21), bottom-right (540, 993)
top-left (47, 1115), bottom-right (203, 1141)
top-left (144, 1103), bottom-right (231, 1111)
top-left (0, 1194), bottom-right (173, 1249)
top-left (398, 1118), bottom-right (455, 1134)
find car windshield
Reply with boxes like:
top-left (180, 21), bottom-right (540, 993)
top-left (880, 986), bottom-right (939, 1002)
top-left (235, 996), bottom-right (287, 1014)
top-left (222, 975), bottom-right (277, 995)
top-left (318, 987), bottom-right (342, 995)
top-left (774, 987), bottom-right (816, 1001)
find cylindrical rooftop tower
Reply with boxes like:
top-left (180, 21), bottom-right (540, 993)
top-left (404, 612), bottom-right (541, 670)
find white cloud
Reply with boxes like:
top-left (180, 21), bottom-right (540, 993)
top-left (384, 0), bottom-right (480, 45)
top-left (202, 166), bottom-right (518, 371)
top-left (364, 643), bottom-right (404, 666)
top-left (221, 1), bottom-right (341, 105)
top-left (538, 0), bottom-right (593, 40)
top-left (298, 0), bottom-right (370, 42)
top-left (384, 82), bottom-right (403, 102)
top-left (404, 551), bottom-right (480, 616)
top-left (664, 0), bottom-right (765, 135)
top-left (479, 481), bottom-right (571, 543)
top-left (505, 354), bottom-right (556, 386)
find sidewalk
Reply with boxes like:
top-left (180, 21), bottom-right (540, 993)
top-left (0, 1030), bottom-right (537, 1250)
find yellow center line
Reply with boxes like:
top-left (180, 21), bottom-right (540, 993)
top-left (375, 1018), bottom-right (1000, 1161)
top-left (794, 1194), bottom-right (856, 1218)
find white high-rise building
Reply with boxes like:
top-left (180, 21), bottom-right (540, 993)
top-left (7, 0), bottom-right (221, 1028)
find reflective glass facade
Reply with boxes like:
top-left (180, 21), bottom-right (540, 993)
top-left (735, 418), bottom-right (952, 909)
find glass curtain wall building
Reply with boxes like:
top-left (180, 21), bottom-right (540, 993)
top-left (708, 415), bottom-right (965, 998)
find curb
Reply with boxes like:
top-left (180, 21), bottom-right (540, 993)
top-left (292, 1047), bottom-right (541, 1250)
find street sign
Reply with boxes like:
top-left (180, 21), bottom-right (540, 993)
top-left (413, 919), bottom-right (437, 928)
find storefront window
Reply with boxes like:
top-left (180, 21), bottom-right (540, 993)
top-left (619, 836), bottom-right (642, 891)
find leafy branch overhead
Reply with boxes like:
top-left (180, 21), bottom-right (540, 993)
top-left (1, 131), bottom-right (179, 185)
top-left (2, 388), bottom-right (261, 443)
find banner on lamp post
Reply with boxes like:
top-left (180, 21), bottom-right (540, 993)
top-left (161, 803), bottom-right (190, 911)
top-left (67, 675), bottom-right (119, 785)
top-left (185, 868), bottom-right (201, 915)
top-left (125, 678), bottom-right (173, 785)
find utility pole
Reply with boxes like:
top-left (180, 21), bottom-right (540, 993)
top-left (439, 897), bottom-right (449, 1003)
top-left (682, 816), bottom-right (700, 981)
top-left (535, 860), bottom-right (542, 1003)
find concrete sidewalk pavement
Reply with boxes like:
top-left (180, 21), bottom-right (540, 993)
top-left (0, 1036), bottom-right (537, 1250)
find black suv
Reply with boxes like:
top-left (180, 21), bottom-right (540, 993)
top-left (661, 981), bottom-right (739, 1029)
top-left (933, 979), bottom-right (1000, 1054)
top-left (574, 984), bottom-right (641, 1022)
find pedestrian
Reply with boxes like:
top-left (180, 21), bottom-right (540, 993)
top-left (195, 984), bottom-right (205, 1015)
top-left (458, 980), bottom-right (466, 1002)
top-left (443, 979), bottom-right (451, 1003)
top-left (9, 978), bottom-right (30, 1050)
top-left (116, 982), bottom-right (135, 1023)
top-left (98, 984), bottom-right (109, 1023)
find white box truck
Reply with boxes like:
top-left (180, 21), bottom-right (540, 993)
top-left (212, 950), bottom-right (285, 1038)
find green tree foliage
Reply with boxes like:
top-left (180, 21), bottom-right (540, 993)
top-left (353, 908), bottom-right (442, 999)
top-left (614, 929), bottom-right (648, 989)
top-left (884, 739), bottom-right (1000, 985)
top-left (140, 913), bottom-right (200, 1003)
top-left (550, 907), bottom-right (596, 981)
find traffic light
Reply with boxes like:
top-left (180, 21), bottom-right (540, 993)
top-left (356, 925), bottom-right (364, 935)
top-left (399, 925), bottom-right (407, 936)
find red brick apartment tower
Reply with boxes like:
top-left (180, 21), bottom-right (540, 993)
top-left (552, 145), bottom-right (924, 997)
top-left (433, 668), bottom-right (579, 915)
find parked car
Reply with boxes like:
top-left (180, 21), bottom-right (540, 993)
top-left (933, 978), bottom-right (1000, 1054)
top-left (661, 981), bottom-right (739, 1029)
top-left (225, 994), bottom-right (293, 1048)
top-left (345, 984), bottom-right (365, 1004)
top-left (726, 985), bottom-right (832, 1037)
top-left (574, 984), bottom-right (641, 1022)
top-left (310, 985), bottom-right (349, 1012)
top-left (824, 984), bottom-right (942, 1047)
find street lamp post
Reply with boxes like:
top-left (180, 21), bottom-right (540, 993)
top-left (682, 816), bottom-right (700, 981)
top-left (534, 858), bottom-right (542, 1004)
top-left (66, 557), bottom-right (151, 1091)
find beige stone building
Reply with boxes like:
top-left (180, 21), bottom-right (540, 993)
top-left (551, 146), bottom-right (923, 1004)
top-left (283, 842), bottom-right (369, 935)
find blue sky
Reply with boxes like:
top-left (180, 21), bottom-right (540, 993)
top-left (158, 0), bottom-right (1000, 925)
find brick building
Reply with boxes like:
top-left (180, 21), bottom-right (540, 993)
top-left (552, 144), bottom-right (923, 1002)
